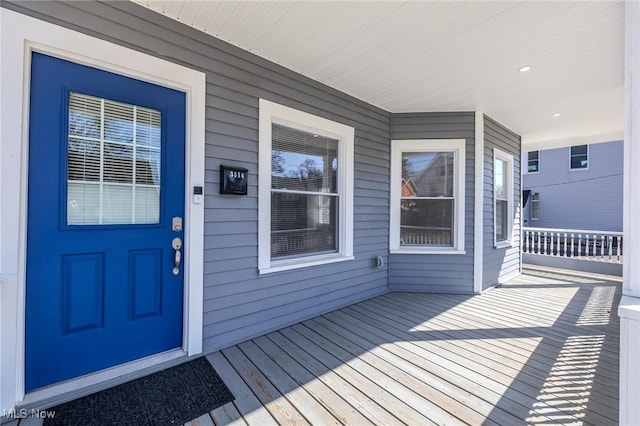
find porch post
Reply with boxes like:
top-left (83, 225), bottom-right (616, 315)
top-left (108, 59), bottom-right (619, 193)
top-left (619, 2), bottom-right (640, 424)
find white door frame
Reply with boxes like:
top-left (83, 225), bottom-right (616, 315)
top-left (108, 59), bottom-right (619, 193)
top-left (0, 8), bottom-right (206, 412)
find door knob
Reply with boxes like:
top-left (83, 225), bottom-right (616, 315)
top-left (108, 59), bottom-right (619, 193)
top-left (172, 237), bottom-right (182, 275)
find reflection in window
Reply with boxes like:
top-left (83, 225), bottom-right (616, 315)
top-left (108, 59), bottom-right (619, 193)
top-left (400, 152), bottom-right (455, 246)
top-left (495, 158), bottom-right (508, 242)
top-left (527, 151), bottom-right (539, 173)
top-left (270, 124), bottom-right (338, 258)
top-left (570, 145), bottom-right (588, 169)
top-left (67, 92), bottom-right (161, 225)
top-left (531, 192), bottom-right (540, 220)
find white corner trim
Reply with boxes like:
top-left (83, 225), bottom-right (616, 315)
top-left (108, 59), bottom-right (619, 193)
top-left (258, 99), bottom-right (355, 273)
top-left (474, 112), bottom-right (485, 294)
top-left (621, 6), bottom-right (639, 425)
top-left (619, 296), bottom-right (640, 321)
top-left (624, 0), bottom-right (640, 298)
top-left (390, 139), bottom-right (466, 253)
top-left (0, 8), bottom-right (205, 412)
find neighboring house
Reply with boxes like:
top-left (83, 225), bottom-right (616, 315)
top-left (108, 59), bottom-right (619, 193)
top-left (0, 0), bottom-right (537, 417)
top-left (522, 140), bottom-right (623, 231)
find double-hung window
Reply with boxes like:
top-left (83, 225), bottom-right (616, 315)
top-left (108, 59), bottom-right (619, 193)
top-left (570, 145), bottom-right (588, 169)
top-left (494, 149), bottom-right (514, 247)
top-left (390, 139), bottom-right (466, 254)
top-left (258, 100), bottom-right (354, 273)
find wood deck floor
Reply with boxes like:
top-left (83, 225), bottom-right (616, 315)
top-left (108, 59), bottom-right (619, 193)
top-left (191, 266), bottom-right (621, 426)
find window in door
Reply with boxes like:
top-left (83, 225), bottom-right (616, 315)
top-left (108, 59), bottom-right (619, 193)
top-left (67, 92), bottom-right (161, 225)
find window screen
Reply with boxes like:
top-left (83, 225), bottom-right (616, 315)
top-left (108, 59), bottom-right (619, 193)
top-left (270, 124), bottom-right (339, 259)
top-left (67, 92), bottom-right (161, 225)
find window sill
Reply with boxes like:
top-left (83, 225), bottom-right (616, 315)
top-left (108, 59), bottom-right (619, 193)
top-left (390, 248), bottom-right (466, 255)
top-left (259, 254), bottom-right (355, 274)
top-left (494, 241), bottom-right (515, 249)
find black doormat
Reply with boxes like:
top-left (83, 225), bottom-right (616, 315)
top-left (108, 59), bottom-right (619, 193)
top-left (44, 357), bottom-right (234, 426)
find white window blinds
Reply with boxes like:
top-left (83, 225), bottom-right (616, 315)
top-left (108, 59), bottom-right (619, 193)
top-left (67, 92), bottom-right (161, 225)
top-left (270, 124), bottom-right (339, 258)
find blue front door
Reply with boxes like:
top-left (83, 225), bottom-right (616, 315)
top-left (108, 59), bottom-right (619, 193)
top-left (26, 53), bottom-right (186, 391)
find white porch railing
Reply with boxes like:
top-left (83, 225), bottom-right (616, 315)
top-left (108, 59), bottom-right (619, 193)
top-left (522, 227), bottom-right (623, 264)
top-left (400, 225), bottom-right (452, 246)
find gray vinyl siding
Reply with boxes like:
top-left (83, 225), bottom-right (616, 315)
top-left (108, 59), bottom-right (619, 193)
top-left (5, 1), bottom-right (391, 352)
top-left (523, 140), bottom-right (623, 231)
top-left (483, 116), bottom-right (521, 289)
top-left (389, 113), bottom-right (476, 294)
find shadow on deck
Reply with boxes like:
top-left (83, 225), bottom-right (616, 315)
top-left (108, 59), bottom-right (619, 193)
top-left (194, 265), bottom-right (619, 425)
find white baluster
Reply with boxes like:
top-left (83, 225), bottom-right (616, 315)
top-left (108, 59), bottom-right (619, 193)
top-left (570, 233), bottom-right (575, 257)
top-left (578, 234), bottom-right (582, 258)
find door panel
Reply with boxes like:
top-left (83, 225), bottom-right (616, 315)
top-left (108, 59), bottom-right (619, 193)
top-left (26, 53), bottom-right (186, 391)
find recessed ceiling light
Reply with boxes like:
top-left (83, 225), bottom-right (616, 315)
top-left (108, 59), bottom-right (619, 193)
top-left (312, 134), bottom-right (319, 138)
top-left (552, 113), bottom-right (561, 118)
top-left (518, 66), bottom-right (531, 73)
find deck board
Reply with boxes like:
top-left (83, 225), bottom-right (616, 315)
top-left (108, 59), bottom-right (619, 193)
top-left (206, 352), bottom-right (278, 426)
top-left (251, 335), bottom-right (375, 426)
top-left (201, 266), bottom-right (620, 425)
top-left (264, 330), bottom-right (403, 425)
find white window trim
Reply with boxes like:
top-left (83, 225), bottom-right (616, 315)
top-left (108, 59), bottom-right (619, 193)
top-left (258, 99), bottom-right (354, 273)
top-left (569, 144), bottom-right (590, 171)
top-left (1, 9), bottom-right (206, 411)
top-left (526, 150), bottom-right (540, 174)
top-left (390, 139), bottom-right (466, 255)
top-left (494, 148), bottom-right (514, 248)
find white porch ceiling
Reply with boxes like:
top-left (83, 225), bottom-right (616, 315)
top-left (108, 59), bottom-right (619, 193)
top-left (134, 1), bottom-right (624, 148)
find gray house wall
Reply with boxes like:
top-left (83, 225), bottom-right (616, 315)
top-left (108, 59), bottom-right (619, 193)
top-left (523, 140), bottom-right (623, 231)
top-left (5, 2), bottom-right (525, 357)
top-left (389, 113), bottom-right (476, 293)
top-left (483, 116), bottom-right (521, 290)
top-left (5, 0), bottom-right (391, 353)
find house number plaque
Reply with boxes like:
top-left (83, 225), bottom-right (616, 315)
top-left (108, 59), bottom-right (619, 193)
top-left (220, 165), bottom-right (248, 195)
